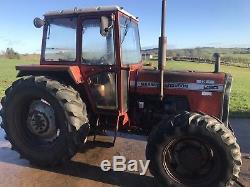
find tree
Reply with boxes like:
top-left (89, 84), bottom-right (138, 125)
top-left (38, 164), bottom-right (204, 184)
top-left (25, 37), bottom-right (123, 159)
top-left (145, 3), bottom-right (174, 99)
top-left (5, 48), bottom-right (20, 59)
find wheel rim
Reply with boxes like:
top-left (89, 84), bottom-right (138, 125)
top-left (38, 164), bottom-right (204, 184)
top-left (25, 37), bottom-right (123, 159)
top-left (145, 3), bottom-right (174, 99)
top-left (26, 100), bottom-right (59, 143)
top-left (162, 137), bottom-right (221, 185)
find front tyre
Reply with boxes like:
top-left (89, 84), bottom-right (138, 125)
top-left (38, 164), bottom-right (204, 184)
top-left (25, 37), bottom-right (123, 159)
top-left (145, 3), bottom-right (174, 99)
top-left (0, 76), bottom-right (89, 167)
top-left (146, 112), bottom-right (241, 187)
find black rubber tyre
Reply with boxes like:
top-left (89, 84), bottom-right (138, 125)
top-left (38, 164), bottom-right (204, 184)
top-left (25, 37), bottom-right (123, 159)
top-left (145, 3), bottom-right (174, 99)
top-left (0, 76), bottom-right (89, 167)
top-left (146, 112), bottom-right (242, 187)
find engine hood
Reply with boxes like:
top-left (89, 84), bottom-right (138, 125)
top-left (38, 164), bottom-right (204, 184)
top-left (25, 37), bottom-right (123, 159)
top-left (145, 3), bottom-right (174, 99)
top-left (129, 69), bottom-right (229, 118)
top-left (130, 69), bottom-right (226, 94)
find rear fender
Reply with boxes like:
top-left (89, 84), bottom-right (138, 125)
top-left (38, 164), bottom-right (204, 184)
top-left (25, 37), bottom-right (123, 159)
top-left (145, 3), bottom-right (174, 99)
top-left (16, 65), bottom-right (84, 84)
top-left (16, 64), bottom-right (98, 115)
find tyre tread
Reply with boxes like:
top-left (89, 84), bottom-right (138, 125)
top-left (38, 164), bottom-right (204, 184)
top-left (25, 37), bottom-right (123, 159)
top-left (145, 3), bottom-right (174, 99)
top-left (146, 112), bottom-right (241, 187)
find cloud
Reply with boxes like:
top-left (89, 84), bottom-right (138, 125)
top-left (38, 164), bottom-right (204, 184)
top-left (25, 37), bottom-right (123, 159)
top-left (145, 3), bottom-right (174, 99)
top-left (202, 42), bottom-right (250, 49)
top-left (205, 42), bottom-right (223, 47)
top-left (142, 44), bottom-right (176, 50)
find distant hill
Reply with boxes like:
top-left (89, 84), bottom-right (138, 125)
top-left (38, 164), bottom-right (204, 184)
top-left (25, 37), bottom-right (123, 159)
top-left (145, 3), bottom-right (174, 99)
top-left (142, 47), bottom-right (250, 67)
top-left (143, 47), bottom-right (250, 57)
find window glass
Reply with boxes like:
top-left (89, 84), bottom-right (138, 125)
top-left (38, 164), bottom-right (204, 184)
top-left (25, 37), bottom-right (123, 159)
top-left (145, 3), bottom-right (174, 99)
top-left (89, 72), bottom-right (117, 110)
top-left (82, 19), bottom-right (114, 65)
top-left (45, 17), bottom-right (77, 62)
top-left (120, 17), bottom-right (141, 64)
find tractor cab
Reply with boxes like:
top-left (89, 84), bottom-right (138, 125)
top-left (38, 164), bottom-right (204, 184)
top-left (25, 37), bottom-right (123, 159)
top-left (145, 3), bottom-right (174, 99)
top-left (32, 6), bottom-right (142, 115)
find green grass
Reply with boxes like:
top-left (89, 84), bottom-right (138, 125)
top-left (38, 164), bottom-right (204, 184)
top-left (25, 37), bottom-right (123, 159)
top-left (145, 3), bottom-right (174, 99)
top-left (0, 58), bottom-right (249, 118)
top-left (0, 58), bottom-right (37, 96)
top-left (226, 53), bottom-right (250, 59)
top-left (146, 60), bottom-right (250, 118)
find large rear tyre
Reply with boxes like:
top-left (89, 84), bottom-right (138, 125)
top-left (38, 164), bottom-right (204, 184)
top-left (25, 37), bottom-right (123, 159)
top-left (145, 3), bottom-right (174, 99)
top-left (0, 76), bottom-right (89, 167)
top-left (146, 112), bottom-right (241, 187)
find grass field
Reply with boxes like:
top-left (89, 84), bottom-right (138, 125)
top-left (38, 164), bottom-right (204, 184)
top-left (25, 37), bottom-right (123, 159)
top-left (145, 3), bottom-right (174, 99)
top-left (0, 58), bottom-right (249, 118)
top-left (0, 58), bottom-right (37, 96)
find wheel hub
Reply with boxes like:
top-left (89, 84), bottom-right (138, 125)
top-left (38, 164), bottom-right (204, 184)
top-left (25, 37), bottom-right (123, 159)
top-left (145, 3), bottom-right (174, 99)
top-left (163, 137), bottom-right (214, 183)
top-left (173, 140), bottom-right (209, 172)
top-left (27, 100), bottom-right (57, 141)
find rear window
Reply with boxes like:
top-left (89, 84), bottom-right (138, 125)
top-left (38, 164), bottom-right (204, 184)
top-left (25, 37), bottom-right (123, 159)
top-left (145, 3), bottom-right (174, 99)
top-left (45, 17), bottom-right (77, 62)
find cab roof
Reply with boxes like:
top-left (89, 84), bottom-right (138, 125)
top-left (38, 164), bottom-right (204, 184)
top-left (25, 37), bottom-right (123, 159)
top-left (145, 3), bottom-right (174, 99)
top-left (44, 5), bottom-right (138, 21)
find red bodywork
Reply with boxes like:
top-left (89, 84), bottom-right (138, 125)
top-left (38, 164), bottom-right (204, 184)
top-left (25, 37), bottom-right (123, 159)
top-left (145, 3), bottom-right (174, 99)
top-left (130, 69), bottom-right (226, 118)
top-left (17, 65), bottom-right (84, 83)
top-left (16, 7), bottom-right (229, 129)
top-left (17, 63), bottom-right (227, 125)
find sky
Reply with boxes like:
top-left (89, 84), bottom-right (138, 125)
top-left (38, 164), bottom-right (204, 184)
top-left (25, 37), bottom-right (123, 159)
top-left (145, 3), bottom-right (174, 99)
top-left (0, 0), bottom-right (250, 53)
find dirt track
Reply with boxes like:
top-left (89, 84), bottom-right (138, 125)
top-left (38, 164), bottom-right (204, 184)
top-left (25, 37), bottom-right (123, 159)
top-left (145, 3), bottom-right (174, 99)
top-left (0, 117), bottom-right (249, 187)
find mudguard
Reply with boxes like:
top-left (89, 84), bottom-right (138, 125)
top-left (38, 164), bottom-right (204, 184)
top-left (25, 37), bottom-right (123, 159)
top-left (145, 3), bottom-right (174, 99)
top-left (16, 64), bottom-right (83, 84)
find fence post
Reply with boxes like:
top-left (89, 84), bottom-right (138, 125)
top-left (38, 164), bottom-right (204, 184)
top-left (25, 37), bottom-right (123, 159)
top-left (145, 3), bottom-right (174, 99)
top-left (213, 53), bottom-right (221, 73)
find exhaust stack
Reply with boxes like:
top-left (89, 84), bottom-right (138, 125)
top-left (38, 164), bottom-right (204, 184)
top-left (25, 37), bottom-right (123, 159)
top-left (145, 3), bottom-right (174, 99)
top-left (158, 0), bottom-right (167, 100)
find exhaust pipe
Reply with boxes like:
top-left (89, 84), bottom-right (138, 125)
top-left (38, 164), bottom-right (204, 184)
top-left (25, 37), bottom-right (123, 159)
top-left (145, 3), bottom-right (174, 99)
top-left (158, 0), bottom-right (167, 100)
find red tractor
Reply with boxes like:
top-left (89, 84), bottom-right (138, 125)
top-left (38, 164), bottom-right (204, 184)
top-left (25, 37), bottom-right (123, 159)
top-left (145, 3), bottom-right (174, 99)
top-left (0, 1), bottom-right (242, 186)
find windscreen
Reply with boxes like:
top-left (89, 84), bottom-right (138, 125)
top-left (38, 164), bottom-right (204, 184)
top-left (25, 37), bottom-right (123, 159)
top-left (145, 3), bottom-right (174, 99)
top-left (82, 18), bottom-right (115, 65)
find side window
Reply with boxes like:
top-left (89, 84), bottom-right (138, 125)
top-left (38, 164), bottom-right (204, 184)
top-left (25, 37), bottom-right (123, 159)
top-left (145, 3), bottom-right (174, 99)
top-left (120, 17), bottom-right (141, 65)
top-left (88, 72), bottom-right (117, 110)
top-left (45, 17), bottom-right (77, 62)
top-left (82, 19), bottom-right (115, 65)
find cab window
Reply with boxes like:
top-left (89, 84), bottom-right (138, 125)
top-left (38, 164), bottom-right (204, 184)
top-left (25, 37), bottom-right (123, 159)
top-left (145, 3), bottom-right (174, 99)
top-left (81, 19), bottom-right (115, 65)
top-left (45, 17), bottom-right (77, 62)
top-left (120, 16), bottom-right (141, 65)
top-left (88, 72), bottom-right (117, 110)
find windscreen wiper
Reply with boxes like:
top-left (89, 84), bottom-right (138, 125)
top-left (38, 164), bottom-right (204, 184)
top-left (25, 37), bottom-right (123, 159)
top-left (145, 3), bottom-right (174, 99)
top-left (121, 19), bottom-right (131, 44)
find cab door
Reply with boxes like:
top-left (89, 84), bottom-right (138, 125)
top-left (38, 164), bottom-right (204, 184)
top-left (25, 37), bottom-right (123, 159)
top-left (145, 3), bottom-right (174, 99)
top-left (119, 14), bottom-right (142, 113)
top-left (80, 16), bottom-right (119, 113)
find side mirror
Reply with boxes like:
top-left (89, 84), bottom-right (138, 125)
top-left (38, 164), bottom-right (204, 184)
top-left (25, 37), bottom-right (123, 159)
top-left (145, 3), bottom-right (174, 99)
top-left (33, 17), bottom-right (45, 28)
top-left (100, 16), bottom-right (110, 37)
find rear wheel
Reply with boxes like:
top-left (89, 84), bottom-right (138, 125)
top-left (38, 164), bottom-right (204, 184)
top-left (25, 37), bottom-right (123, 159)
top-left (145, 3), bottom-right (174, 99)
top-left (146, 112), bottom-right (241, 187)
top-left (0, 76), bottom-right (89, 166)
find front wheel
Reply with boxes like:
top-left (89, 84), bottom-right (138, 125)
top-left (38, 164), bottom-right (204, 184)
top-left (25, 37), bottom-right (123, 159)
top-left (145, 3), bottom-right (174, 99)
top-left (146, 112), bottom-right (241, 187)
